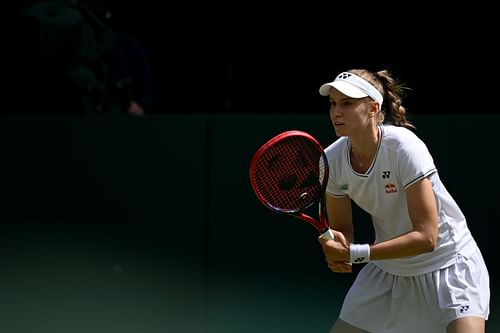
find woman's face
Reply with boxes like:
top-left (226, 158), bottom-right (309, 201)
top-left (328, 89), bottom-right (378, 138)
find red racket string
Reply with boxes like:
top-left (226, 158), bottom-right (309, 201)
top-left (251, 135), bottom-right (327, 213)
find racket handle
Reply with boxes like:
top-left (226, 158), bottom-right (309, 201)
top-left (320, 228), bottom-right (335, 240)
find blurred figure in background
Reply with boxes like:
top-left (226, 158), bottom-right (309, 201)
top-left (1, 0), bottom-right (154, 115)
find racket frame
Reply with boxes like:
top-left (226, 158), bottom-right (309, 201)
top-left (249, 130), bottom-right (334, 240)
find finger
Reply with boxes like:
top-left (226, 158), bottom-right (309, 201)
top-left (328, 261), bottom-right (353, 273)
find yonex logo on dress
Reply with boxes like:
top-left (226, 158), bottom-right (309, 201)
top-left (354, 257), bottom-right (365, 263)
top-left (459, 305), bottom-right (470, 313)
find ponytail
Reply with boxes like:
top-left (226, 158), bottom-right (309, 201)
top-left (349, 69), bottom-right (414, 129)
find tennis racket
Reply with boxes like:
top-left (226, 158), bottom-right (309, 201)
top-left (249, 130), bottom-right (334, 240)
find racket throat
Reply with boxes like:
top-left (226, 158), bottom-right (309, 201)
top-left (294, 213), bottom-right (333, 240)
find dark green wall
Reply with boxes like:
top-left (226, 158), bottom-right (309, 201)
top-left (0, 114), bottom-right (497, 332)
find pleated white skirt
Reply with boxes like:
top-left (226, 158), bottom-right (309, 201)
top-left (338, 248), bottom-right (490, 333)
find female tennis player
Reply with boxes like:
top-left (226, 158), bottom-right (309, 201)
top-left (317, 69), bottom-right (490, 333)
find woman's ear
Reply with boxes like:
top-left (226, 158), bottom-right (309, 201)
top-left (368, 101), bottom-right (380, 118)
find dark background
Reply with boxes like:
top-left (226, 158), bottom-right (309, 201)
top-left (0, 1), bottom-right (496, 333)
top-left (0, 0), bottom-right (494, 116)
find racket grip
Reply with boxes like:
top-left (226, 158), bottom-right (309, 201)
top-left (320, 228), bottom-right (335, 240)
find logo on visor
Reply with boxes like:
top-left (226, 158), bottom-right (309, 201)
top-left (338, 73), bottom-right (352, 80)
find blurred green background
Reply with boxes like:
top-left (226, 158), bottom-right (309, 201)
top-left (0, 113), bottom-right (496, 332)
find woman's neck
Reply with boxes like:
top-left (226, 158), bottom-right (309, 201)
top-left (351, 126), bottom-right (379, 156)
top-left (349, 125), bottom-right (380, 173)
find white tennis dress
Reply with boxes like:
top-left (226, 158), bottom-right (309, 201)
top-left (324, 125), bottom-right (490, 333)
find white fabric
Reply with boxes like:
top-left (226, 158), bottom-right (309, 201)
top-left (350, 244), bottom-right (370, 264)
top-left (324, 125), bottom-right (477, 276)
top-left (338, 249), bottom-right (490, 332)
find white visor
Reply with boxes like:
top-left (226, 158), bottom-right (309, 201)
top-left (319, 72), bottom-right (383, 108)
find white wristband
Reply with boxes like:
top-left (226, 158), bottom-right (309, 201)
top-left (349, 244), bottom-right (370, 264)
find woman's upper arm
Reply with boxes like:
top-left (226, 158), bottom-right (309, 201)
top-left (325, 193), bottom-right (353, 240)
top-left (406, 177), bottom-right (439, 246)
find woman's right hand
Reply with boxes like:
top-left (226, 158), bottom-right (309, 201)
top-left (327, 260), bottom-right (352, 273)
top-left (318, 230), bottom-right (352, 273)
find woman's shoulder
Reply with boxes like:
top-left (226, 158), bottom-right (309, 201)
top-left (382, 125), bottom-right (434, 163)
top-left (324, 136), bottom-right (348, 156)
top-left (381, 125), bottom-right (425, 148)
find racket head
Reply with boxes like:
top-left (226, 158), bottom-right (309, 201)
top-left (249, 130), bottom-right (329, 215)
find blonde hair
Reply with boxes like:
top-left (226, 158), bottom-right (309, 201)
top-left (348, 69), bottom-right (414, 129)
